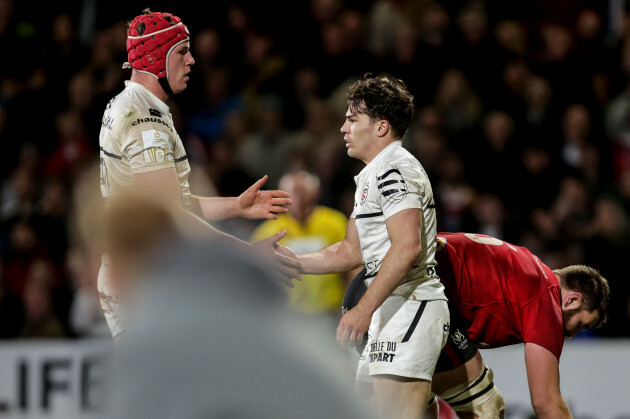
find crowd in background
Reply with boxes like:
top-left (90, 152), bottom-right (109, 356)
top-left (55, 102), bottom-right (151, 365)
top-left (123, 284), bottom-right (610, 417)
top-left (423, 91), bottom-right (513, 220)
top-left (0, 0), bottom-right (629, 339)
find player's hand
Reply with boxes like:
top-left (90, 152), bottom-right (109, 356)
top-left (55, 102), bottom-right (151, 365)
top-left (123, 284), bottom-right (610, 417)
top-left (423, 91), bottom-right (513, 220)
top-left (252, 230), bottom-right (303, 287)
top-left (337, 304), bottom-right (371, 347)
top-left (238, 175), bottom-right (291, 220)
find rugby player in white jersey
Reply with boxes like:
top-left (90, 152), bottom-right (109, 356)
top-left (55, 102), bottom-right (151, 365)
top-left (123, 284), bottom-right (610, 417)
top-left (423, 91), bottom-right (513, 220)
top-left (98, 9), bottom-right (301, 340)
top-left (294, 74), bottom-right (449, 418)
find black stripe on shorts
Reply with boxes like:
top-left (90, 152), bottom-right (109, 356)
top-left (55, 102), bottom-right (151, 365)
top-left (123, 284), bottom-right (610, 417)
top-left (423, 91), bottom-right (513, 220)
top-left (401, 300), bottom-right (427, 343)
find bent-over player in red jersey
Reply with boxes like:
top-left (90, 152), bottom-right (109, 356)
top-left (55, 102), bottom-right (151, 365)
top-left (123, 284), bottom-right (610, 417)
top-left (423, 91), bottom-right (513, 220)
top-left (343, 232), bottom-right (610, 418)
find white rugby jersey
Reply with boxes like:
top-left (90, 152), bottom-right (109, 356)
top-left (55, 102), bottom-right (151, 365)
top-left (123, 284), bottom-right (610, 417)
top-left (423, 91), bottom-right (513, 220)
top-left (98, 81), bottom-right (192, 338)
top-left (350, 141), bottom-right (446, 301)
top-left (99, 81), bottom-right (192, 210)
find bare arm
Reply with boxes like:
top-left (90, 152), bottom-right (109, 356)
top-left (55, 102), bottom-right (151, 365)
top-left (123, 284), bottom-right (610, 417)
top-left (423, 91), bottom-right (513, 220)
top-left (297, 218), bottom-right (363, 274)
top-left (192, 175), bottom-right (291, 221)
top-left (134, 168), bottom-right (302, 283)
top-left (134, 168), bottom-right (248, 243)
top-left (337, 208), bottom-right (422, 346)
top-left (524, 342), bottom-right (573, 419)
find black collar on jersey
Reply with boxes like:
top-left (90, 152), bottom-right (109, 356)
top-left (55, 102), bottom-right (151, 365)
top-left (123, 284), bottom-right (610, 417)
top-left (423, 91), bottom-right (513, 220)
top-left (159, 77), bottom-right (175, 98)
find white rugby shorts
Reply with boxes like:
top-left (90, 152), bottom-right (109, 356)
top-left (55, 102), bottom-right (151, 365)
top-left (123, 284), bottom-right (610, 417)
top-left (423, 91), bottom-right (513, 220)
top-left (356, 297), bottom-right (449, 381)
top-left (97, 254), bottom-right (125, 339)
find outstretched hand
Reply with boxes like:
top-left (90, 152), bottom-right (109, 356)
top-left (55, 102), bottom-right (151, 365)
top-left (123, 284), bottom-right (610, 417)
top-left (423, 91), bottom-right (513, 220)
top-left (238, 175), bottom-right (291, 220)
top-left (252, 230), bottom-right (303, 288)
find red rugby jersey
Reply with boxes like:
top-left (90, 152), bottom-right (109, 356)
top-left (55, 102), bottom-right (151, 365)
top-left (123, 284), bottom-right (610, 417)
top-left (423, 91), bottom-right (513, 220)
top-left (436, 232), bottom-right (565, 358)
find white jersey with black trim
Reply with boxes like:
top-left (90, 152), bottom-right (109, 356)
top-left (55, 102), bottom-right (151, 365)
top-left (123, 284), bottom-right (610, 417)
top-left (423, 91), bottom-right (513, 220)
top-left (350, 141), bottom-right (445, 301)
top-left (97, 81), bottom-right (192, 339)
top-left (99, 81), bottom-right (192, 209)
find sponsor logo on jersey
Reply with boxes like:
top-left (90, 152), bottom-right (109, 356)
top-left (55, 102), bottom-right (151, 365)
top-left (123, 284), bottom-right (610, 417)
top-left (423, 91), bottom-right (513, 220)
top-left (141, 130), bottom-right (173, 163)
top-left (98, 291), bottom-right (120, 305)
top-left (376, 165), bottom-right (408, 203)
top-left (363, 259), bottom-right (380, 270)
top-left (451, 328), bottom-right (469, 350)
top-left (132, 117), bottom-right (171, 130)
top-left (149, 108), bottom-right (162, 117)
top-left (101, 115), bottom-right (114, 130)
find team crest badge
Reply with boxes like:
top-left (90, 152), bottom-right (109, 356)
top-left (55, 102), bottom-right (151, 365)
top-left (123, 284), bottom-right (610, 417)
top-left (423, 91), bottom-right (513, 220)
top-left (360, 184), bottom-right (369, 205)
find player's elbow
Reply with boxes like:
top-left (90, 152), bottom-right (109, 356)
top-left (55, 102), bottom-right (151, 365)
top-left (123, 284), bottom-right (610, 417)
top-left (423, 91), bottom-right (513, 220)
top-left (393, 240), bottom-right (422, 265)
top-left (531, 392), bottom-right (570, 418)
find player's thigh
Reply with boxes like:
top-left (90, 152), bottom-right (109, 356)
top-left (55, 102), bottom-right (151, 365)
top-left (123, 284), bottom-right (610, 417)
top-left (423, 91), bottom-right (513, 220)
top-left (367, 297), bottom-right (449, 380)
top-left (373, 375), bottom-right (432, 417)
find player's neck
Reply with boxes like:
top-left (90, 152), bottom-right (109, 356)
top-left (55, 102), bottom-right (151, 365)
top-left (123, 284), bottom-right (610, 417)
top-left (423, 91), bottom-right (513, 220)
top-left (130, 71), bottom-right (170, 103)
top-left (363, 138), bottom-right (399, 164)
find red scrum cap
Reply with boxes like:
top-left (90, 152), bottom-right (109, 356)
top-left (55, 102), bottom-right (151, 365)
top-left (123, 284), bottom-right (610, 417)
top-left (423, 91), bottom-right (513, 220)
top-left (124, 10), bottom-right (190, 94)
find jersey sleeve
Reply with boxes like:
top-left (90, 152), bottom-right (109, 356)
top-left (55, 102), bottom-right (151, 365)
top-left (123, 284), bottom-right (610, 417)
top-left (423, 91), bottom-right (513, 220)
top-left (521, 289), bottom-right (565, 358)
top-left (121, 115), bottom-right (177, 174)
top-left (375, 163), bottom-right (424, 219)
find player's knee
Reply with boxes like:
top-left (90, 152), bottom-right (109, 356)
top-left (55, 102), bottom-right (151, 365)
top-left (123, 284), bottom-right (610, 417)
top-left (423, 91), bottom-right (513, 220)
top-left (438, 365), bottom-right (506, 419)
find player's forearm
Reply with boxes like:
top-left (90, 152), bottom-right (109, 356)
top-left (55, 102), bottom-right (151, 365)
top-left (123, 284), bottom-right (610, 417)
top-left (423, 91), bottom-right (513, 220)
top-left (191, 195), bottom-right (242, 222)
top-left (299, 241), bottom-right (362, 275)
top-left (357, 242), bottom-right (419, 315)
top-left (177, 205), bottom-right (251, 250)
top-left (531, 396), bottom-right (573, 419)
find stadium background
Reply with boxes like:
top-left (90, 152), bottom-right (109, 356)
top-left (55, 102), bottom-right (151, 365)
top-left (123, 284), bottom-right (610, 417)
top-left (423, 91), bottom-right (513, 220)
top-left (0, 0), bottom-right (629, 417)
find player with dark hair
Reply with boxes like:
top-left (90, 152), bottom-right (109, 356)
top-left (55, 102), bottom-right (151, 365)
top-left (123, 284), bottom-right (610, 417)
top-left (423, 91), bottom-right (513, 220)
top-left (295, 74), bottom-right (449, 418)
top-left (343, 232), bottom-right (610, 418)
top-left (98, 9), bottom-right (301, 340)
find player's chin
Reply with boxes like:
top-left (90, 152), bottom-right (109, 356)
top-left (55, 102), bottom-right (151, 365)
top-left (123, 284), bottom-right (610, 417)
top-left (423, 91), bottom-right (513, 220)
top-left (172, 81), bottom-right (188, 94)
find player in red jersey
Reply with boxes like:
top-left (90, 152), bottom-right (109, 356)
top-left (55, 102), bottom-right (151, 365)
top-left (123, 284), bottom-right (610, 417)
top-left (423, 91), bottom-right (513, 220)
top-left (343, 232), bottom-right (610, 418)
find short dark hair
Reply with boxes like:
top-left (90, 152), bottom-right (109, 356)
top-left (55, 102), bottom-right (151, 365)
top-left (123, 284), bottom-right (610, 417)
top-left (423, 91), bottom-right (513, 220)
top-left (554, 265), bottom-right (610, 328)
top-left (346, 73), bottom-right (414, 139)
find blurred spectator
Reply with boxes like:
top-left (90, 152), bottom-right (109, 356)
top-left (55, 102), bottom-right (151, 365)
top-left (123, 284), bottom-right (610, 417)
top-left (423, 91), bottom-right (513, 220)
top-left (532, 22), bottom-right (589, 108)
top-left (604, 44), bottom-right (630, 178)
top-left (583, 196), bottom-right (630, 337)
top-left (18, 258), bottom-right (67, 339)
top-left (433, 68), bottom-right (483, 139)
top-left (67, 247), bottom-right (109, 338)
top-left (559, 103), bottom-right (594, 170)
top-left (411, 2), bottom-right (455, 107)
top-left (521, 73), bottom-right (558, 148)
top-left (46, 111), bottom-right (93, 180)
top-left (406, 105), bottom-right (449, 181)
top-left (251, 170), bottom-right (352, 321)
top-left (366, 0), bottom-right (406, 59)
top-left (237, 94), bottom-right (292, 188)
top-left (1, 217), bottom-right (51, 297)
top-left (1, 165), bottom-right (39, 220)
top-left (463, 110), bottom-right (522, 202)
top-left (187, 66), bottom-right (245, 144)
top-left (462, 193), bottom-right (514, 241)
top-left (513, 146), bottom-right (563, 215)
top-left (435, 151), bottom-right (476, 232)
top-left (451, 3), bottom-right (506, 102)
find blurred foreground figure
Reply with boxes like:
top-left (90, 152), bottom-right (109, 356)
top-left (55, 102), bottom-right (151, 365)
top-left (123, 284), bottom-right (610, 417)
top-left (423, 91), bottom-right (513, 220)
top-left (103, 198), bottom-right (373, 419)
top-left (97, 9), bottom-right (301, 340)
top-left (344, 232), bottom-right (610, 418)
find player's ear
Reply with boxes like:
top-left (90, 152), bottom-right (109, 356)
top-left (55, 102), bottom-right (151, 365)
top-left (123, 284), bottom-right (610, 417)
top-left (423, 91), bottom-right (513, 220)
top-left (564, 291), bottom-right (583, 309)
top-left (375, 119), bottom-right (389, 137)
